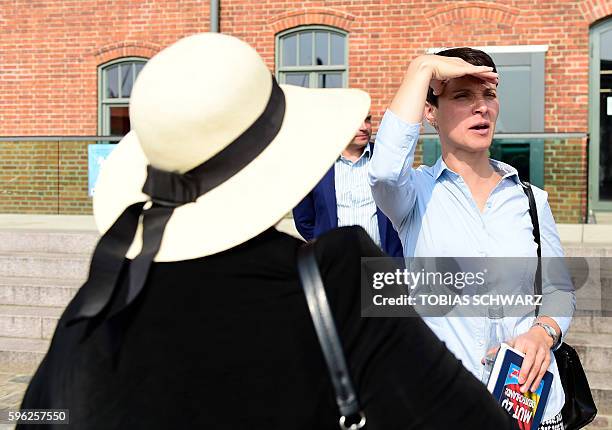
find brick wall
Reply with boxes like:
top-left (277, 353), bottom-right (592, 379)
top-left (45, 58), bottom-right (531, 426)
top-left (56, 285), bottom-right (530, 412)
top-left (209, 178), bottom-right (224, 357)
top-left (0, 141), bottom-right (92, 214)
top-left (0, 0), bottom-right (210, 136)
top-left (225, 0), bottom-right (608, 134)
top-left (2, 0), bottom-right (611, 220)
top-left (545, 137), bottom-right (589, 223)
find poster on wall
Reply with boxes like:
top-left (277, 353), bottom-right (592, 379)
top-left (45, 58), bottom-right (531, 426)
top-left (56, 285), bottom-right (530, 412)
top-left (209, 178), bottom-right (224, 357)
top-left (88, 144), bottom-right (116, 197)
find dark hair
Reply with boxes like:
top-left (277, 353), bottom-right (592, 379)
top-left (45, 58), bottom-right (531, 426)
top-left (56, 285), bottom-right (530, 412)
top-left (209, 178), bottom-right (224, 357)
top-left (426, 47), bottom-right (497, 107)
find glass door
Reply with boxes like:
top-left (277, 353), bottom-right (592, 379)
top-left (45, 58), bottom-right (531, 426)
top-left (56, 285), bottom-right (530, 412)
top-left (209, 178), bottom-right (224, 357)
top-left (589, 20), bottom-right (612, 211)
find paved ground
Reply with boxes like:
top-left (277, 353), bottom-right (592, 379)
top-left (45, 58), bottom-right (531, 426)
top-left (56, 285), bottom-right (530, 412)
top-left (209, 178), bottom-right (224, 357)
top-left (0, 366), bottom-right (32, 429)
top-left (2, 213), bottom-right (612, 244)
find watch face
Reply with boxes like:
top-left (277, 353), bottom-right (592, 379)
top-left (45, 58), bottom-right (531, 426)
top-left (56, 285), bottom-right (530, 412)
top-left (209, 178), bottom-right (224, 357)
top-left (535, 322), bottom-right (558, 347)
top-left (544, 324), bottom-right (558, 346)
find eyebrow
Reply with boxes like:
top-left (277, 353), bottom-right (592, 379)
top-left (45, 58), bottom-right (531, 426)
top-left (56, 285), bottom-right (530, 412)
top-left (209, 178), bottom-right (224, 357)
top-left (450, 87), bottom-right (497, 94)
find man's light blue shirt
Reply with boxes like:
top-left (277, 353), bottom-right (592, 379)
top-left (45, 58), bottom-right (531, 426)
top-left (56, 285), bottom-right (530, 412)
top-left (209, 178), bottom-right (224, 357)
top-left (335, 145), bottom-right (381, 247)
top-left (368, 109), bottom-right (575, 421)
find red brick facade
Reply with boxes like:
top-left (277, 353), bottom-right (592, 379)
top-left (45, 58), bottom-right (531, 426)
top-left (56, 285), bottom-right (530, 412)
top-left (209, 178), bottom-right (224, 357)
top-left (1, 0), bottom-right (611, 221)
top-left (0, 140), bottom-right (92, 214)
top-left (0, 1), bottom-right (208, 136)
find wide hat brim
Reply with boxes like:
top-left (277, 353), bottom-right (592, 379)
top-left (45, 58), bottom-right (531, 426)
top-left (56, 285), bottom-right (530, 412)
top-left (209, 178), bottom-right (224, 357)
top-left (93, 84), bottom-right (370, 261)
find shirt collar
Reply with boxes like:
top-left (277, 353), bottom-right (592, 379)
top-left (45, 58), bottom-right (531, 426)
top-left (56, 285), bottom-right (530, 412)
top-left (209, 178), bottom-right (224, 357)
top-left (362, 144), bottom-right (372, 158)
top-left (489, 158), bottom-right (521, 183)
top-left (432, 156), bottom-right (521, 183)
top-left (338, 143), bottom-right (371, 163)
top-left (432, 156), bottom-right (448, 181)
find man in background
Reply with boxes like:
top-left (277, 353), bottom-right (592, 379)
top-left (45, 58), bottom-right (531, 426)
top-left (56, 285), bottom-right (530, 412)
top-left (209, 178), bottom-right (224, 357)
top-left (293, 115), bottom-right (403, 257)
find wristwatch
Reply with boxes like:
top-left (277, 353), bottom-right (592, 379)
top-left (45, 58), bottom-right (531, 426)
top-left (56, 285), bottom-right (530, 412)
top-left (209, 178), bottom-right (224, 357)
top-left (532, 321), bottom-right (560, 349)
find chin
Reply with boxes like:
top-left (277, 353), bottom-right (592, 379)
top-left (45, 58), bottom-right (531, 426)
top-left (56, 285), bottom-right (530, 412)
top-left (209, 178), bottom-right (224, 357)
top-left (462, 132), bottom-right (494, 151)
top-left (453, 138), bottom-right (492, 154)
top-left (468, 139), bottom-right (492, 151)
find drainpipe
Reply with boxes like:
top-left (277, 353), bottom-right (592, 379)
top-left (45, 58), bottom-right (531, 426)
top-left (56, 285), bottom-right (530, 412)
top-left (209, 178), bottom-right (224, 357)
top-left (210, 0), bottom-right (219, 32)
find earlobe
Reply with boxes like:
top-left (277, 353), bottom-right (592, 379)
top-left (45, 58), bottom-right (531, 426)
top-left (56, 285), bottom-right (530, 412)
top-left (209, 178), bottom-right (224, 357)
top-left (424, 103), bottom-right (437, 128)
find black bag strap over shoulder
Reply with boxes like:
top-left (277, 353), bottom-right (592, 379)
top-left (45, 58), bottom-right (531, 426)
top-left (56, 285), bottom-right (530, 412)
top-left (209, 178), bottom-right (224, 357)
top-left (521, 181), bottom-right (543, 317)
top-left (297, 242), bottom-right (366, 430)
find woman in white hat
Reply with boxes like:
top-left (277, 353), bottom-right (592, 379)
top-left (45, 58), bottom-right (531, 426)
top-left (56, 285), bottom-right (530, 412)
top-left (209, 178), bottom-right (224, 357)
top-left (19, 35), bottom-right (519, 429)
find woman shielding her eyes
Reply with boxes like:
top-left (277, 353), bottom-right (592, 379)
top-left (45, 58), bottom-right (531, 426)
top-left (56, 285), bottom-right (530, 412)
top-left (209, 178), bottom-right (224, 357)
top-left (369, 48), bottom-right (575, 429)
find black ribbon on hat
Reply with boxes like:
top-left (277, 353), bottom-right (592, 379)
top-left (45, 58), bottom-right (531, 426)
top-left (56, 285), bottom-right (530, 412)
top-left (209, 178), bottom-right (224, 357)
top-left (63, 76), bottom-right (286, 327)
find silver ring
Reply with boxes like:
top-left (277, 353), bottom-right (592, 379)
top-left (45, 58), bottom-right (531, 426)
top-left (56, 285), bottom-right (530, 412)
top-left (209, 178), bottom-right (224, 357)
top-left (339, 412), bottom-right (366, 430)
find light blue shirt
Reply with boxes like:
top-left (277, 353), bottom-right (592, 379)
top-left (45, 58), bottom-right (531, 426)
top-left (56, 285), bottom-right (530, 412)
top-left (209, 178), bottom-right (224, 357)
top-left (368, 109), bottom-right (575, 421)
top-left (335, 145), bottom-right (381, 247)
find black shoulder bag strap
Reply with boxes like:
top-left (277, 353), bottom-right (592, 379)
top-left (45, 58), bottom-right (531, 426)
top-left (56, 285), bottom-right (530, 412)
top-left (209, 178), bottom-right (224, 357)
top-left (296, 242), bottom-right (366, 430)
top-left (521, 181), bottom-right (542, 317)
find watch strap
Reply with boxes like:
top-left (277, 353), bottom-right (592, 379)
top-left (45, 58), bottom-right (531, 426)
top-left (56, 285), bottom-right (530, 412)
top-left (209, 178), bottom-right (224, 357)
top-left (533, 321), bottom-right (560, 349)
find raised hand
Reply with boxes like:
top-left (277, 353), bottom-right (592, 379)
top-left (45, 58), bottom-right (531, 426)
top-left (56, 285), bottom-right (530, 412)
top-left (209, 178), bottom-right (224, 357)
top-left (389, 54), bottom-right (499, 124)
top-left (426, 55), bottom-right (498, 96)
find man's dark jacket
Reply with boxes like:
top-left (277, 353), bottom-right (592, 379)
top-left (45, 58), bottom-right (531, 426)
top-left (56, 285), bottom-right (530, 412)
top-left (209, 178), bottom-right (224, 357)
top-left (292, 143), bottom-right (403, 257)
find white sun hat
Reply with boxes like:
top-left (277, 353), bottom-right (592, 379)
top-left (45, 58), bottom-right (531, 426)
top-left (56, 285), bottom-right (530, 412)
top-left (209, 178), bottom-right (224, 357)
top-left (64, 33), bottom-right (369, 324)
top-left (93, 33), bottom-right (370, 262)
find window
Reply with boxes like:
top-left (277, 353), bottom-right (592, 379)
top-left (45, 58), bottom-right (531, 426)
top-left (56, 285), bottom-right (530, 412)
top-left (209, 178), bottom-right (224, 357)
top-left (98, 58), bottom-right (147, 136)
top-left (276, 27), bottom-right (347, 88)
top-left (589, 19), bottom-right (612, 209)
top-left (489, 48), bottom-right (546, 133)
top-left (424, 45), bottom-right (547, 134)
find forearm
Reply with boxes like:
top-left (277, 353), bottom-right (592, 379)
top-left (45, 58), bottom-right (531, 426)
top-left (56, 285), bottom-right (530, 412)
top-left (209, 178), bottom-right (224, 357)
top-left (389, 56), bottom-right (434, 124)
top-left (540, 267), bottom-right (574, 344)
top-left (368, 111), bottom-right (421, 227)
top-left (538, 195), bottom-right (575, 345)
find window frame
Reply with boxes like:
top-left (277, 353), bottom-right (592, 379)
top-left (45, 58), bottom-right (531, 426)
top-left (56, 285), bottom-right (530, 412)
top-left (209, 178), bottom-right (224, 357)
top-left (589, 19), bottom-right (612, 211)
top-left (275, 26), bottom-right (349, 88)
top-left (97, 57), bottom-right (147, 136)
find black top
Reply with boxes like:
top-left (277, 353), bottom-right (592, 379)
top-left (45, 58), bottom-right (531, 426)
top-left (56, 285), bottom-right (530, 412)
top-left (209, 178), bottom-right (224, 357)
top-left (20, 227), bottom-right (517, 429)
